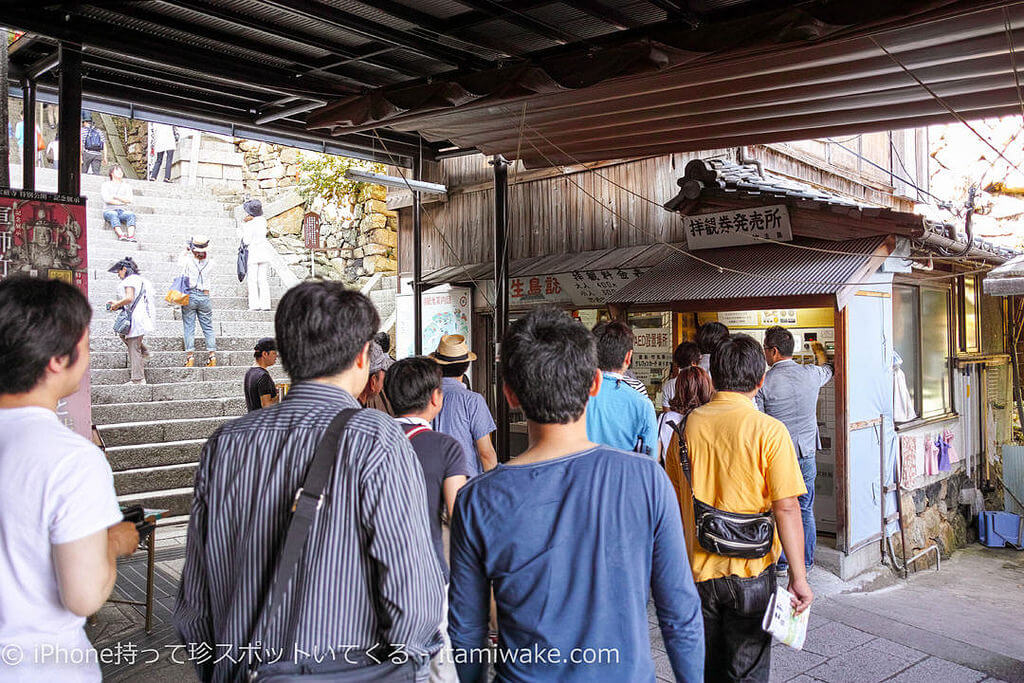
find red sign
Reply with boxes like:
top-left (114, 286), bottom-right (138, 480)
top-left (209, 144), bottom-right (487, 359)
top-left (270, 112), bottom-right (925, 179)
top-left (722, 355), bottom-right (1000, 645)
top-left (0, 188), bottom-right (91, 439)
top-left (303, 212), bottom-right (321, 249)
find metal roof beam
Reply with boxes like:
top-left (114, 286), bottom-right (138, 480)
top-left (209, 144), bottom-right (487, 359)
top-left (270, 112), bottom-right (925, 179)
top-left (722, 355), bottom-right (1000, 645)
top-left (559, 0), bottom-right (636, 30)
top-left (450, 0), bottom-right (574, 44)
top-left (358, 0), bottom-right (515, 57)
top-left (2, 7), bottom-right (347, 99)
top-left (166, 0), bottom-right (430, 80)
top-left (260, 0), bottom-right (492, 69)
top-left (101, 4), bottom-right (369, 91)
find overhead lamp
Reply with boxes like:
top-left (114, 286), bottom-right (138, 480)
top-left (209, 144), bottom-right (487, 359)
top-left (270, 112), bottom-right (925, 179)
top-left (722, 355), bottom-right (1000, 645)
top-left (344, 168), bottom-right (447, 195)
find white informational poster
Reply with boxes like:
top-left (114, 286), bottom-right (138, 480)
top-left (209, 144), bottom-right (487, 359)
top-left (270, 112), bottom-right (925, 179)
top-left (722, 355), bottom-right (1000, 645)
top-left (396, 284), bottom-right (472, 361)
top-left (630, 325), bottom-right (673, 387)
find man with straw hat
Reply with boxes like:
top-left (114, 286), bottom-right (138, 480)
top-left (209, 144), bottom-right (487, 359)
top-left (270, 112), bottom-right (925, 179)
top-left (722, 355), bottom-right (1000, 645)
top-left (430, 334), bottom-right (496, 476)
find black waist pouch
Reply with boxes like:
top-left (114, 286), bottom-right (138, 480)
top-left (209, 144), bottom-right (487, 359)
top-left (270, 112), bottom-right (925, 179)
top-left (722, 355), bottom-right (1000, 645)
top-left (693, 498), bottom-right (775, 559)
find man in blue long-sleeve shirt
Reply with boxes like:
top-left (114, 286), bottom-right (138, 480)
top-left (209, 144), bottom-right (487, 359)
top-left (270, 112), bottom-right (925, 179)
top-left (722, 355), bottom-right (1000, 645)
top-left (449, 306), bottom-right (703, 682)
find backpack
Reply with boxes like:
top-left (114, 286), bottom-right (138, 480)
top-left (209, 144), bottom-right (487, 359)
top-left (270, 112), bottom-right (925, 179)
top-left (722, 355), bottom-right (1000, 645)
top-left (83, 126), bottom-right (103, 151)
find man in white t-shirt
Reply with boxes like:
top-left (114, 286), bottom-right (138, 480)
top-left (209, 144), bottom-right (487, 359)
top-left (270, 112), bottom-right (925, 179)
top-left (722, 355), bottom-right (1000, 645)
top-left (0, 277), bottom-right (138, 682)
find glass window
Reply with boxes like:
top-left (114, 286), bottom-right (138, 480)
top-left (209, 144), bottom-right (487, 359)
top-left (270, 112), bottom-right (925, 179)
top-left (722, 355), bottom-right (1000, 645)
top-left (893, 283), bottom-right (953, 422)
top-left (893, 285), bottom-right (920, 416)
top-left (963, 276), bottom-right (979, 352)
top-left (920, 288), bottom-right (951, 417)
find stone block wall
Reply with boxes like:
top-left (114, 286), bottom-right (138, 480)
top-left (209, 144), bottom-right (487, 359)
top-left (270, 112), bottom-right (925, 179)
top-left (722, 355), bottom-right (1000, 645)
top-left (891, 470), bottom-right (974, 567)
top-left (261, 183), bottom-right (398, 285)
top-left (114, 118), bottom-right (148, 179)
top-left (237, 140), bottom-right (301, 199)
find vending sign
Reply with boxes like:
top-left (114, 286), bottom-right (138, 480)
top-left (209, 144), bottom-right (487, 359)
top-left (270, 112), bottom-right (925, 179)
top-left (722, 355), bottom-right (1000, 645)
top-left (0, 188), bottom-right (91, 439)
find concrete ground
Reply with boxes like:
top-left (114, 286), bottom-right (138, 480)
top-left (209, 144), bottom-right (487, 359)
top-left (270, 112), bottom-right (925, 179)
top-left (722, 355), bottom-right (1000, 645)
top-left (89, 529), bottom-right (1024, 682)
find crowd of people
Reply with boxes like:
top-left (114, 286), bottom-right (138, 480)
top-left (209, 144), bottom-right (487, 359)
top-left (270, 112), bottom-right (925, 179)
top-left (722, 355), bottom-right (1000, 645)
top-left (0, 274), bottom-right (836, 683)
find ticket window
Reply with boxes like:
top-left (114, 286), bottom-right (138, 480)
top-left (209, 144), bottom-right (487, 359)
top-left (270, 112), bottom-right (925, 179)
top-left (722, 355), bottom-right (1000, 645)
top-left (687, 308), bottom-right (838, 536)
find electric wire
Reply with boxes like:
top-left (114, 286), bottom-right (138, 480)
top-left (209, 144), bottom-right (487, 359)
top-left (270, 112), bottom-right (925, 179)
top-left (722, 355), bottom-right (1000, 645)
top-left (869, 35), bottom-right (1024, 177)
top-left (370, 129), bottom-right (496, 306)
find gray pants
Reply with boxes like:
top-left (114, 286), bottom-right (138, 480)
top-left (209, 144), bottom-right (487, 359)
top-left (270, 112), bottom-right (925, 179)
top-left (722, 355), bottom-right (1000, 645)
top-left (121, 334), bottom-right (146, 381)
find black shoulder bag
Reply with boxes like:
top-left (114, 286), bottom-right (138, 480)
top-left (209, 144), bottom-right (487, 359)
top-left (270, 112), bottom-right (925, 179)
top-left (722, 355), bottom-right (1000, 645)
top-left (667, 419), bottom-right (776, 560)
top-left (248, 408), bottom-right (419, 682)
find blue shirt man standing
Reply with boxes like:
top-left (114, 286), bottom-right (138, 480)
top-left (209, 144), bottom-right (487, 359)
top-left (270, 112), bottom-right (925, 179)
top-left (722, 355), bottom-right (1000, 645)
top-left (449, 306), bottom-right (704, 682)
top-left (755, 326), bottom-right (834, 571)
top-left (585, 321), bottom-right (658, 457)
top-left (431, 334), bottom-right (497, 476)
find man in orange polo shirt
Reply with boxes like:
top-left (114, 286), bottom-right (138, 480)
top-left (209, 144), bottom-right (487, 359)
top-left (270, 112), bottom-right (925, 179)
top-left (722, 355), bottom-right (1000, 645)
top-left (684, 334), bottom-right (813, 682)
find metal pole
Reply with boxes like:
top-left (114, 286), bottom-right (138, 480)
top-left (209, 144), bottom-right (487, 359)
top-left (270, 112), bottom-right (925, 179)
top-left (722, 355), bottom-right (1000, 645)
top-left (21, 77), bottom-right (36, 191)
top-left (57, 41), bottom-right (82, 196)
top-left (491, 155), bottom-right (510, 462)
top-left (413, 147), bottom-right (423, 355)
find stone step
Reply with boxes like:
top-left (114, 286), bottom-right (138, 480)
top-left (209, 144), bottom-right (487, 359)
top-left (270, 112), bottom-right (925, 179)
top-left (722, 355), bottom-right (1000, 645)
top-left (92, 379), bottom-right (250, 404)
top-left (92, 395), bottom-right (246, 425)
top-left (90, 335), bottom-right (266, 353)
top-left (93, 306), bottom-right (277, 324)
top-left (11, 164), bottom-right (227, 201)
top-left (88, 214), bottom-right (237, 230)
top-left (106, 438), bottom-right (206, 471)
top-left (114, 463), bottom-right (197, 496)
top-left (83, 195), bottom-right (230, 215)
top-left (89, 294), bottom-right (278, 312)
top-left (97, 415), bottom-right (231, 447)
top-left (89, 319), bottom-right (274, 338)
top-left (90, 362), bottom-right (288, 384)
top-left (117, 487), bottom-right (192, 518)
top-left (88, 272), bottom-right (287, 292)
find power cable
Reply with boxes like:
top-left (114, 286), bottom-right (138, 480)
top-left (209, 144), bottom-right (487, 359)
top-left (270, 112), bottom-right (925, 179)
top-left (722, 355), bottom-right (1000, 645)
top-left (369, 130), bottom-right (495, 306)
top-left (869, 35), bottom-right (1024, 177)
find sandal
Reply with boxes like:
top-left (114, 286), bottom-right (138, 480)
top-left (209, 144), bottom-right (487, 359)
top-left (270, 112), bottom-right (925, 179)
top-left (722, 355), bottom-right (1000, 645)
top-left (184, 353), bottom-right (195, 368)
top-left (205, 353), bottom-right (217, 368)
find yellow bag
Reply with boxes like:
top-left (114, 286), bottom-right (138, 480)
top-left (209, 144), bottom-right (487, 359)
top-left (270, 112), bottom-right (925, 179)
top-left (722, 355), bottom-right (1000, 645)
top-left (165, 275), bottom-right (190, 306)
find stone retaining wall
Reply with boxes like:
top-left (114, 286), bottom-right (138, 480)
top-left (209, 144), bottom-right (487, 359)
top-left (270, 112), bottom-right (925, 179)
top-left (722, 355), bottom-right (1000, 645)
top-left (261, 183), bottom-right (398, 284)
top-left (892, 470), bottom-right (973, 566)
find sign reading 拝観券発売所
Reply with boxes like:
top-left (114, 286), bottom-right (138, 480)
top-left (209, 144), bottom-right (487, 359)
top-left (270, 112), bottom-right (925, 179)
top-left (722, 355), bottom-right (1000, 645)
top-left (683, 204), bottom-right (792, 251)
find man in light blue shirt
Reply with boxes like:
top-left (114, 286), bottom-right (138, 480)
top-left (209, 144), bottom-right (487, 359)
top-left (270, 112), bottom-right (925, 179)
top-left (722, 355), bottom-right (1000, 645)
top-left (431, 334), bottom-right (497, 476)
top-left (449, 307), bottom-right (704, 682)
top-left (755, 326), bottom-right (834, 571)
top-left (585, 321), bottom-right (658, 457)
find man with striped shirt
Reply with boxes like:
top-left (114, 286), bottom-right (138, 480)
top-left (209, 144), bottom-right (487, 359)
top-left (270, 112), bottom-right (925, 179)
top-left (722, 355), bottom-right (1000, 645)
top-left (175, 282), bottom-right (444, 681)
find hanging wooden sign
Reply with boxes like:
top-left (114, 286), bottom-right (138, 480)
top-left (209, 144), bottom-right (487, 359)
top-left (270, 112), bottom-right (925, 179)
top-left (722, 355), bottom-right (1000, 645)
top-left (683, 204), bottom-right (792, 250)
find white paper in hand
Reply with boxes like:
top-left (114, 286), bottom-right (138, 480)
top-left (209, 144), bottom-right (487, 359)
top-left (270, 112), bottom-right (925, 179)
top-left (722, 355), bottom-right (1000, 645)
top-left (761, 586), bottom-right (810, 650)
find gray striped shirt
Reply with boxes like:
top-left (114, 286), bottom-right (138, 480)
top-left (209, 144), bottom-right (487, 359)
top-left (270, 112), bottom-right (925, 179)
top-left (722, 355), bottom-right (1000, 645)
top-left (174, 382), bottom-right (444, 682)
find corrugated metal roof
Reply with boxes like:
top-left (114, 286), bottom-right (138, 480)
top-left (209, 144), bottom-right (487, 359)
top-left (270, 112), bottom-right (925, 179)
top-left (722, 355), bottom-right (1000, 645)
top-left (608, 236), bottom-right (888, 305)
top-left (418, 241), bottom-right (682, 286)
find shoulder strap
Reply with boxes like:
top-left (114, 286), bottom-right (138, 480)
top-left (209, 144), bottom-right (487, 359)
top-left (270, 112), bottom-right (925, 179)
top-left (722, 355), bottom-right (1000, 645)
top-left (247, 407), bottom-right (361, 663)
top-left (666, 417), bottom-right (693, 486)
top-left (404, 425), bottom-right (430, 440)
top-left (125, 282), bottom-right (145, 316)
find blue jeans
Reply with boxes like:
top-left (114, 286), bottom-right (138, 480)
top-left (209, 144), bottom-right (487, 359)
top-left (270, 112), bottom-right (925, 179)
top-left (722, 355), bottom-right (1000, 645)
top-left (181, 290), bottom-right (216, 352)
top-left (103, 208), bottom-right (136, 230)
top-left (780, 456), bottom-right (816, 569)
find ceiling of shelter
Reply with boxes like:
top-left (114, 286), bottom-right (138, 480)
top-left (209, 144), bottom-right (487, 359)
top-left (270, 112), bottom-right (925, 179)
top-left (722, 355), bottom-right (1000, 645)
top-left (3, 1), bottom-right (1023, 167)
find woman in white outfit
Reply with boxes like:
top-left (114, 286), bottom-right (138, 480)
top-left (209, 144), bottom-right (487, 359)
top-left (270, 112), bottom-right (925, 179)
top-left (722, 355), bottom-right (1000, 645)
top-left (106, 257), bottom-right (155, 384)
top-left (240, 199), bottom-right (275, 311)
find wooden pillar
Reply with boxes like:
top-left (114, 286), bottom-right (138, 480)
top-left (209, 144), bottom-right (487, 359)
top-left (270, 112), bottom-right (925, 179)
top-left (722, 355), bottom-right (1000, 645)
top-left (491, 155), bottom-right (510, 462)
top-left (57, 41), bottom-right (82, 196)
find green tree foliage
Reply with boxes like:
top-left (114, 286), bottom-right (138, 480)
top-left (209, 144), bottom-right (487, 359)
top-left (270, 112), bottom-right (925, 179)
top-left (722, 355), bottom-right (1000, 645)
top-left (297, 152), bottom-right (383, 206)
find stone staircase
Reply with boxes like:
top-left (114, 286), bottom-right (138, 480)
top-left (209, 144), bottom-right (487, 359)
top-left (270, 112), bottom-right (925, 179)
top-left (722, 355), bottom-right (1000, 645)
top-left (8, 164), bottom-right (398, 523)
top-left (80, 173), bottom-right (285, 521)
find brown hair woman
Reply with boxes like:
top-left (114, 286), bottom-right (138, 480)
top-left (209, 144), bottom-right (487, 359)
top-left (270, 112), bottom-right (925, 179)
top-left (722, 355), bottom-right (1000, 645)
top-left (658, 365), bottom-right (714, 564)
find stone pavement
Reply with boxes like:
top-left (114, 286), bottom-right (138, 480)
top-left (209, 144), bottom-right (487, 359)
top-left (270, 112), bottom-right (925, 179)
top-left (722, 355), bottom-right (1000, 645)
top-left (90, 527), bottom-right (1024, 682)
